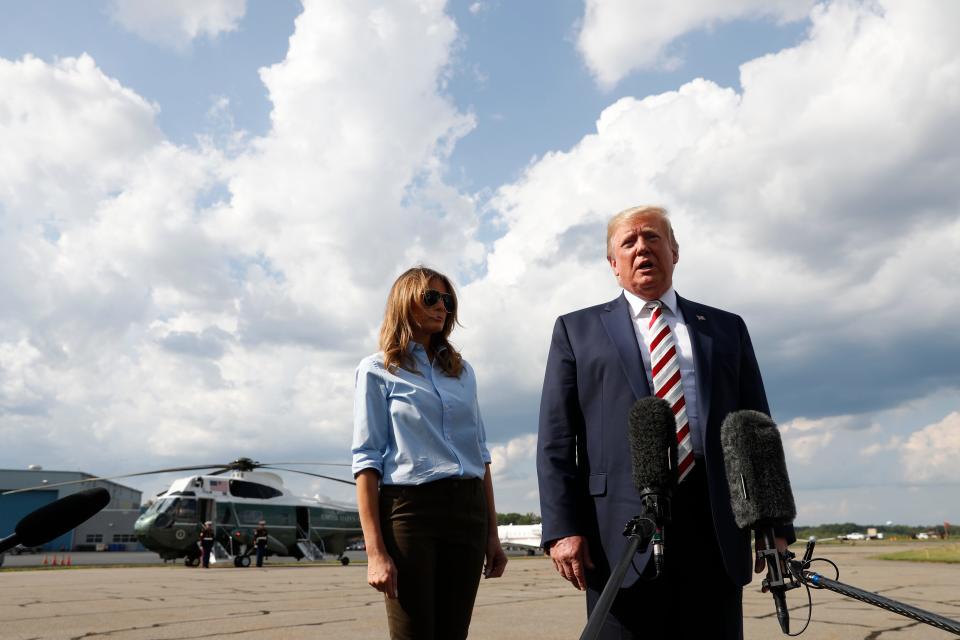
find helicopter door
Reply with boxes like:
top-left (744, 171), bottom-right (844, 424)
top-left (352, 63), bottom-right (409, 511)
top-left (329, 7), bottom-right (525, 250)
top-left (296, 506), bottom-right (310, 541)
top-left (199, 499), bottom-right (216, 525)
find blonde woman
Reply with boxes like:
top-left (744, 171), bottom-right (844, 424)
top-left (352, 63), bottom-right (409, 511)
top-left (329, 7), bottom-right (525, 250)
top-left (352, 266), bottom-right (507, 640)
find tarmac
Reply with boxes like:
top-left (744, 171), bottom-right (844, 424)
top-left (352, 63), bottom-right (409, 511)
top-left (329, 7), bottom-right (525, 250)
top-left (1, 544), bottom-right (958, 639)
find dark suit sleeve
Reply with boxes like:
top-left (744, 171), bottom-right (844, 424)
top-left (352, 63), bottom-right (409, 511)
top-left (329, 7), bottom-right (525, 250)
top-left (738, 316), bottom-right (796, 545)
top-left (537, 316), bottom-right (588, 547)
top-left (737, 315), bottom-right (770, 417)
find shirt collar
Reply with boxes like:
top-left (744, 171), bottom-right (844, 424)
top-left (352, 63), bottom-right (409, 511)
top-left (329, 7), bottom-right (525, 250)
top-left (623, 287), bottom-right (678, 318)
top-left (406, 341), bottom-right (447, 359)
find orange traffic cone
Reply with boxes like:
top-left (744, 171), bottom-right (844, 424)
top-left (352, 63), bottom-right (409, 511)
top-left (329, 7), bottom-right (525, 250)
top-left (65, 555), bottom-right (72, 566)
top-left (51, 556), bottom-right (58, 566)
top-left (42, 556), bottom-right (48, 566)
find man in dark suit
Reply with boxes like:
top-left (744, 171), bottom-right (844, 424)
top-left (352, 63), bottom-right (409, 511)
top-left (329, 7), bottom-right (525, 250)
top-left (537, 205), bottom-right (793, 638)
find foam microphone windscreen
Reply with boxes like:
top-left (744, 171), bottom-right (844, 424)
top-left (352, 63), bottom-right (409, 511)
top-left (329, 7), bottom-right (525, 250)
top-left (629, 396), bottom-right (678, 493)
top-left (16, 487), bottom-right (111, 546)
top-left (721, 410), bottom-right (796, 529)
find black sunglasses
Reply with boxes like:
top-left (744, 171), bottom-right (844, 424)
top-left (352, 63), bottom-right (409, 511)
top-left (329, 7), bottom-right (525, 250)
top-left (423, 289), bottom-right (455, 313)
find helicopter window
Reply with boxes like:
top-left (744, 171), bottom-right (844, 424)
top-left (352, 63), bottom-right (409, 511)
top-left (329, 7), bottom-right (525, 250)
top-left (144, 498), bottom-right (177, 516)
top-left (238, 506), bottom-right (292, 525)
top-left (229, 480), bottom-right (283, 499)
top-left (176, 498), bottom-right (198, 519)
top-left (238, 509), bottom-right (265, 525)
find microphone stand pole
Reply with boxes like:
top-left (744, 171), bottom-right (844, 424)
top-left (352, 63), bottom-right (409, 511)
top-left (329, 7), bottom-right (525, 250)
top-left (578, 516), bottom-right (656, 640)
top-left (789, 539), bottom-right (960, 636)
top-left (804, 572), bottom-right (960, 635)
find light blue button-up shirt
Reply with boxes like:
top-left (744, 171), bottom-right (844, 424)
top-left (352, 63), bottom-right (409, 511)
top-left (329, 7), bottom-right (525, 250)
top-left (351, 344), bottom-right (492, 485)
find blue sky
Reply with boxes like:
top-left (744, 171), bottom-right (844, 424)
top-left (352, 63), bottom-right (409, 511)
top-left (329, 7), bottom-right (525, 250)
top-left (1, 0), bottom-right (958, 526)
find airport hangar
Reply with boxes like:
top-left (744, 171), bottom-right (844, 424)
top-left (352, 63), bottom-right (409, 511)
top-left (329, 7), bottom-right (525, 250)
top-left (0, 466), bottom-right (143, 551)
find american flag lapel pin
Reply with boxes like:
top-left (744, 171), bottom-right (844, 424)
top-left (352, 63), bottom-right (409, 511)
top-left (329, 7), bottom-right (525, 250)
top-left (696, 315), bottom-right (706, 321)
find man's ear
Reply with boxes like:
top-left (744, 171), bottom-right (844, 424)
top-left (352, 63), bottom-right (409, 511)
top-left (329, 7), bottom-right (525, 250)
top-left (608, 256), bottom-right (620, 276)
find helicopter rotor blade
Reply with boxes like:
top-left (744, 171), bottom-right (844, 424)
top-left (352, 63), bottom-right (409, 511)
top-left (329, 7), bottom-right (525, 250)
top-left (1, 464), bottom-right (233, 495)
top-left (258, 461), bottom-right (351, 467)
top-left (260, 466), bottom-right (356, 486)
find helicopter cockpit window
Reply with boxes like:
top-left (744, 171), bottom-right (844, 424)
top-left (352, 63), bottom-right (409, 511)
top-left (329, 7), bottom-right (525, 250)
top-left (144, 498), bottom-right (177, 516)
top-left (143, 498), bottom-right (175, 516)
top-left (229, 480), bottom-right (282, 499)
top-left (176, 498), bottom-right (198, 519)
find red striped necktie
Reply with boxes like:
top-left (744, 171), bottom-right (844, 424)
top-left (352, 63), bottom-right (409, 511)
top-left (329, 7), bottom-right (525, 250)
top-left (647, 301), bottom-right (695, 482)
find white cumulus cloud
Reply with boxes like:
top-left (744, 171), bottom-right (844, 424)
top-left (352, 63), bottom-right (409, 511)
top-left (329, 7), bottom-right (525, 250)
top-left (107, 0), bottom-right (246, 49)
top-left (0, 0), bottom-right (481, 504)
top-left (464, 0), bottom-right (960, 443)
top-left (576, 0), bottom-right (814, 88)
top-left (900, 412), bottom-right (960, 482)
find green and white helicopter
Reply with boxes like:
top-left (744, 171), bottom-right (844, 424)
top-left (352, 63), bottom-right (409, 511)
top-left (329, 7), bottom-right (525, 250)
top-left (133, 457), bottom-right (361, 567)
top-left (5, 457), bottom-right (361, 567)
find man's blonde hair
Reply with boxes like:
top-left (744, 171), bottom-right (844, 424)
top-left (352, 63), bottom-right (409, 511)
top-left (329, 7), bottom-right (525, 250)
top-left (605, 205), bottom-right (678, 259)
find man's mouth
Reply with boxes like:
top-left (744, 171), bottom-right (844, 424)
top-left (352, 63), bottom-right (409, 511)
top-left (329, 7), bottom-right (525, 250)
top-left (637, 260), bottom-right (654, 271)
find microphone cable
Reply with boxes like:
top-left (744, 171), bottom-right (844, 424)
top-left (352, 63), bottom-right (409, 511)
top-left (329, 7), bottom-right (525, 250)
top-left (765, 542), bottom-right (841, 637)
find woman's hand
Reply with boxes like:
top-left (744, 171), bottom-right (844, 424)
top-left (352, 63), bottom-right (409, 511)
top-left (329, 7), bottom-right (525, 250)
top-left (483, 535), bottom-right (508, 579)
top-left (367, 548), bottom-right (399, 598)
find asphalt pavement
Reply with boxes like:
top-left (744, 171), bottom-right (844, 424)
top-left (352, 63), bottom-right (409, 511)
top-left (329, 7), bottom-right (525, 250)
top-left (1, 544), bottom-right (957, 639)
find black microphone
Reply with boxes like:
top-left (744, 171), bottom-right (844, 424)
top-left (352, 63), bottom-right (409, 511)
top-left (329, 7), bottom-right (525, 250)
top-left (0, 487), bottom-right (111, 553)
top-left (721, 410), bottom-right (797, 635)
top-left (628, 396), bottom-right (678, 577)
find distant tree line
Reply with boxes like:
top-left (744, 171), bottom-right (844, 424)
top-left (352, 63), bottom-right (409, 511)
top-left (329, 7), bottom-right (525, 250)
top-left (795, 522), bottom-right (950, 539)
top-left (496, 512), bottom-right (542, 526)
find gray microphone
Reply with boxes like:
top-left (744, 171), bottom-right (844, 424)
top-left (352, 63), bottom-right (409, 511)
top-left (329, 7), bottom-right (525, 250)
top-left (628, 396), bottom-right (678, 577)
top-left (721, 410), bottom-right (796, 634)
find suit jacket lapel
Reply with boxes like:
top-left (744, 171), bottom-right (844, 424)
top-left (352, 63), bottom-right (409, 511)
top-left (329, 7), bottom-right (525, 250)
top-left (677, 294), bottom-right (713, 429)
top-left (600, 293), bottom-right (651, 401)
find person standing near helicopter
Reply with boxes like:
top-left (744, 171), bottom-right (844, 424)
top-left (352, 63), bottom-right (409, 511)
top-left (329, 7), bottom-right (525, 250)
top-left (198, 521), bottom-right (215, 568)
top-left (352, 266), bottom-right (508, 640)
top-left (253, 520), bottom-right (269, 567)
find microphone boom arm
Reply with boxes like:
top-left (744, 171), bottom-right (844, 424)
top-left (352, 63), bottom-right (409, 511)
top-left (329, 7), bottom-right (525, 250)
top-left (778, 538), bottom-right (960, 636)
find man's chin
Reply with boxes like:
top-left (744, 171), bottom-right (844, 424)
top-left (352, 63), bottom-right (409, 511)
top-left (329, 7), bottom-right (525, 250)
top-left (628, 281), bottom-right (667, 300)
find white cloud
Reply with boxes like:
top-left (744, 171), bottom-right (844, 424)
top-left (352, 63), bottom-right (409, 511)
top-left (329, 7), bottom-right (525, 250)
top-left (576, 0), bottom-right (814, 88)
top-left (107, 0), bottom-right (246, 49)
top-left (900, 412), bottom-right (960, 482)
top-left (3, 0), bottom-right (960, 523)
top-left (489, 434), bottom-right (539, 508)
top-left (464, 0), bottom-right (960, 439)
top-left (861, 436), bottom-right (901, 457)
top-left (490, 433), bottom-right (537, 480)
top-left (0, 54), bottom-right (162, 222)
top-left (0, 1), bottom-right (479, 505)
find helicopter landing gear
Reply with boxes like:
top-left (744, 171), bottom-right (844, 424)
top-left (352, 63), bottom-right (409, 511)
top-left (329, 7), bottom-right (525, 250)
top-left (184, 555), bottom-right (200, 567)
top-left (238, 555), bottom-right (251, 567)
top-left (339, 555), bottom-right (350, 566)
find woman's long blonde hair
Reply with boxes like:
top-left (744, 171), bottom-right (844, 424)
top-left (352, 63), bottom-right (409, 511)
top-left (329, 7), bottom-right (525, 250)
top-left (379, 266), bottom-right (463, 377)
